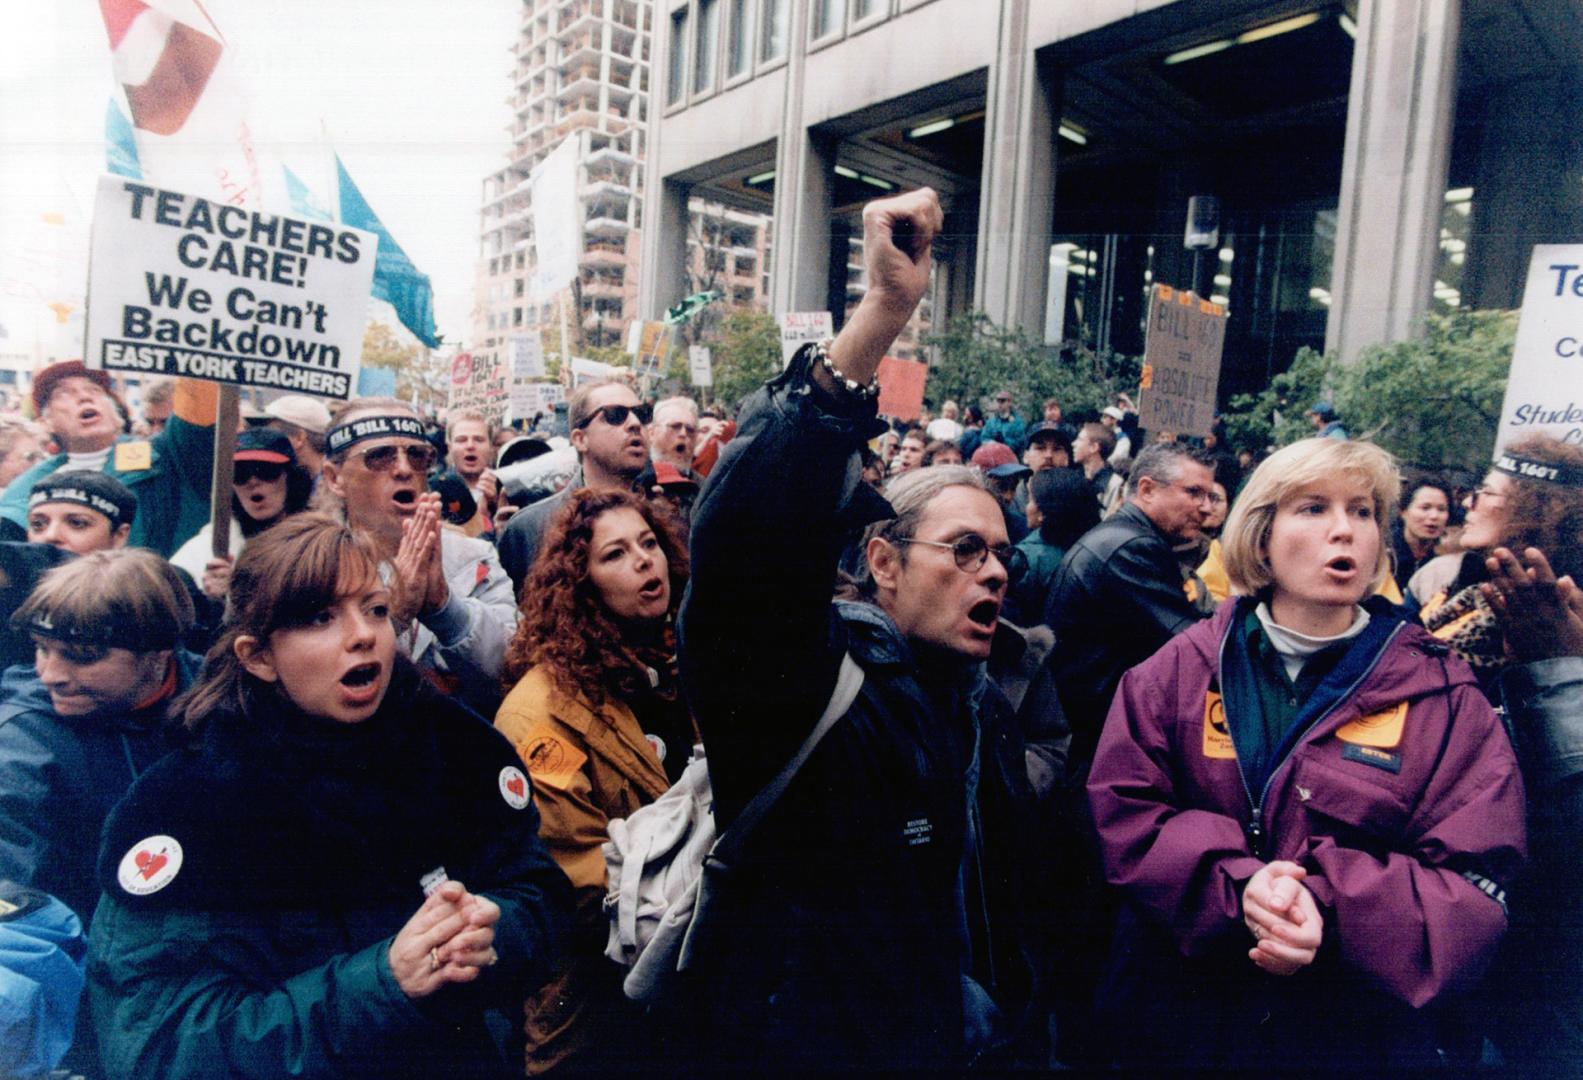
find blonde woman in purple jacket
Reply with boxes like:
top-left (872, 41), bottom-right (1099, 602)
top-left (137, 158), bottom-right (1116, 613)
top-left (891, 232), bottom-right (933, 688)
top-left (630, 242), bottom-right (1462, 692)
top-left (1088, 437), bottom-right (1526, 1070)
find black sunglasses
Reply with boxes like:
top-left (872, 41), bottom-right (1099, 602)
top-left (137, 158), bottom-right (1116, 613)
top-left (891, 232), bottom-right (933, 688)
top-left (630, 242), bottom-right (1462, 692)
top-left (575, 402), bottom-right (653, 430)
top-left (234, 462), bottom-right (287, 485)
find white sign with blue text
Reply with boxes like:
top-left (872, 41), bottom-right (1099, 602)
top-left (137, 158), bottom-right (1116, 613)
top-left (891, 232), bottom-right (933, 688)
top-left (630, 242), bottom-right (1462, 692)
top-left (1499, 245), bottom-right (1583, 451)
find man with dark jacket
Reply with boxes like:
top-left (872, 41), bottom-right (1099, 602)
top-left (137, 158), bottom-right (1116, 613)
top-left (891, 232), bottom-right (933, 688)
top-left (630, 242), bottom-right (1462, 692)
top-left (0, 549), bottom-right (198, 1078)
top-left (1045, 441), bottom-right (1216, 772)
top-left (1040, 440), bottom-right (1214, 1064)
top-left (680, 188), bottom-right (1043, 1070)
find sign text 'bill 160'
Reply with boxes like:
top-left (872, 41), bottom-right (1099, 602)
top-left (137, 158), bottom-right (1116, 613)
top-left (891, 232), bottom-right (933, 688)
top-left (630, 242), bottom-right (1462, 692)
top-left (85, 175), bottom-right (377, 399)
top-left (1137, 284), bottom-right (1227, 439)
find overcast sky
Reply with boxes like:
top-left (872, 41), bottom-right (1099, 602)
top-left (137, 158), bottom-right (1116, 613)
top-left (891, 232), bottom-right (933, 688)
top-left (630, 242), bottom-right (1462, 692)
top-left (0, 0), bottom-right (518, 357)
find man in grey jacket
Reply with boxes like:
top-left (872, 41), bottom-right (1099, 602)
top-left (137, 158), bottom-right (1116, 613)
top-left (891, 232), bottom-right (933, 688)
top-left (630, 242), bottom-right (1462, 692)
top-left (321, 399), bottom-right (517, 714)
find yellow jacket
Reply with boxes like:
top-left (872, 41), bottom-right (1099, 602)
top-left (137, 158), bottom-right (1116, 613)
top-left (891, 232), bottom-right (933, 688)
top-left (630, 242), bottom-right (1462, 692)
top-left (496, 666), bottom-right (672, 1074)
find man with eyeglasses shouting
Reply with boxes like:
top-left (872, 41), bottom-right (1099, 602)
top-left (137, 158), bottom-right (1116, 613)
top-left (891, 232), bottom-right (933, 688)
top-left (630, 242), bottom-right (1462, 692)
top-left (321, 397), bottom-right (517, 715)
top-left (496, 378), bottom-right (651, 591)
top-left (677, 188), bottom-right (1044, 1070)
top-left (1037, 438), bottom-right (1215, 1065)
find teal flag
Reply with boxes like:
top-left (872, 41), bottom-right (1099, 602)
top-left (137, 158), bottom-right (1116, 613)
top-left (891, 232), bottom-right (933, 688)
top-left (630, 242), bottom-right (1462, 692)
top-left (335, 156), bottom-right (440, 348)
top-left (283, 165), bottom-right (333, 222)
top-left (106, 99), bottom-right (142, 179)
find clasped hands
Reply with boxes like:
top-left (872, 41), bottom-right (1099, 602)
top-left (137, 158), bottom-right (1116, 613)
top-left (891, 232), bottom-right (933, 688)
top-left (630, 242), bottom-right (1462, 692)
top-left (389, 880), bottom-right (501, 1000)
top-left (1242, 861), bottom-right (1323, 976)
top-left (392, 493), bottom-right (450, 624)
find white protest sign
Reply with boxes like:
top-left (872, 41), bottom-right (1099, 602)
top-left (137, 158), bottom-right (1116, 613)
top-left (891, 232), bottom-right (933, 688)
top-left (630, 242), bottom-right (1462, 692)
top-left (1137, 284), bottom-right (1226, 438)
top-left (516, 381), bottom-right (564, 422)
top-left (688, 344), bottom-right (713, 387)
top-left (85, 176), bottom-right (376, 399)
top-left (448, 351), bottom-right (511, 424)
top-left (1496, 246), bottom-right (1583, 450)
top-left (570, 356), bottom-right (622, 387)
top-left (508, 337), bottom-right (546, 424)
top-left (530, 138), bottom-right (582, 298)
top-left (779, 311), bottom-right (832, 367)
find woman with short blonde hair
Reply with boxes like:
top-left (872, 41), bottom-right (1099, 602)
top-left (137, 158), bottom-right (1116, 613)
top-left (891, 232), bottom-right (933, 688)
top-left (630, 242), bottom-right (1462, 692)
top-left (1087, 436), bottom-right (1524, 1069)
top-left (1219, 437), bottom-right (1399, 598)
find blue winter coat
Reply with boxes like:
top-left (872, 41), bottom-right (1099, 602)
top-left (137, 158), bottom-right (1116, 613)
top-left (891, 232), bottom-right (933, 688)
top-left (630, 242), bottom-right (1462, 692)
top-left (0, 652), bottom-right (199, 928)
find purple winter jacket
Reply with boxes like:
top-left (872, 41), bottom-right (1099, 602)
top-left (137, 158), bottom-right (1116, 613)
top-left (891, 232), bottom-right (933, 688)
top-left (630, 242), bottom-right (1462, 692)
top-left (1089, 600), bottom-right (1526, 1019)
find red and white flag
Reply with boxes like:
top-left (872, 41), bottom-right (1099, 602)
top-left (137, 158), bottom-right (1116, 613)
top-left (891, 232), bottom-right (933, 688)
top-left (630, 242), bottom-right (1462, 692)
top-left (97, 0), bottom-right (262, 208)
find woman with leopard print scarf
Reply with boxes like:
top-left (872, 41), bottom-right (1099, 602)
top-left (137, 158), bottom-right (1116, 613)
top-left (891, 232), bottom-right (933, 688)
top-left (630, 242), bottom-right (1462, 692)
top-left (1414, 434), bottom-right (1583, 700)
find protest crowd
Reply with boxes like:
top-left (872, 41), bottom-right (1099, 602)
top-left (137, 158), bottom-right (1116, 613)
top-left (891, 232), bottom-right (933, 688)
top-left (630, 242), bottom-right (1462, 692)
top-left (3, 186), bottom-right (1582, 1077)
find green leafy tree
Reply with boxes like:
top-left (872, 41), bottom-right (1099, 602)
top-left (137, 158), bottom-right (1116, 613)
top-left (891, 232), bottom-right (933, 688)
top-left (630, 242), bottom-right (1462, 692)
top-left (1221, 310), bottom-right (1514, 470)
top-left (705, 309), bottom-right (781, 409)
top-left (1338, 309), bottom-right (1514, 470)
top-left (361, 321), bottom-right (445, 411)
top-left (923, 312), bottom-right (1140, 418)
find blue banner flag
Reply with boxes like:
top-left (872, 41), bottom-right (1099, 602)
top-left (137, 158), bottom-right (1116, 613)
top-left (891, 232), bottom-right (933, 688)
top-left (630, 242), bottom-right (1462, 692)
top-left (283, 165), bottom-right (333, 222)
top-left (336, 156), bottom-right (440, 348)
top-left (106, 99), bottom-right (142, 179)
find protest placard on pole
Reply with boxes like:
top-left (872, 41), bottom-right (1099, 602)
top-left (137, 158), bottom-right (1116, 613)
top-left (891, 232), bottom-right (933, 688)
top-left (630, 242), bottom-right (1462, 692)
top-left (448, 351), bottom-right (510, 425)
top-left (876, 356), bottom-right (926, 421)
top-left (1136, 284), bottom-right (1226, 438)
top-left (1495, 246), bottom-right (1583, 451)
top-left (688, 345), bottom-right (713, 388)
top-left (508, 336), bottom-right (548, 424)
top-left (84, 175), bottom-right (376, 399)
top-left (780, 311), bottom-right (833, 367)
top-left (630, 320), bottom-right (672, 376)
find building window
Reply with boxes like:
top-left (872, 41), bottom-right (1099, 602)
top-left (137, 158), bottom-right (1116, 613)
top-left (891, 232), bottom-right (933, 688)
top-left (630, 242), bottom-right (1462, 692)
top-left (726, 0), bottom-right (751, 78)
top-left (694, 0), bottom-right (720, 93)
top-left (667, 8), bottom-right (688, 105)
top-left (852, 0), bottom-right (882, 20)
top-left (760, 0), bottom-right (787, 61)
top-left (811, 0), bottom-right (845, 40)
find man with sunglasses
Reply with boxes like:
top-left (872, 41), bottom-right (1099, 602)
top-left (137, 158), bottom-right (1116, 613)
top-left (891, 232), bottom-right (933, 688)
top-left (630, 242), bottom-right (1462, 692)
top-left (322, 398), bottom-right (517, 714)
top-left (678, 188), bottom-right (1044, 1070)
top-left (497, 379), bottom-right (651, 591)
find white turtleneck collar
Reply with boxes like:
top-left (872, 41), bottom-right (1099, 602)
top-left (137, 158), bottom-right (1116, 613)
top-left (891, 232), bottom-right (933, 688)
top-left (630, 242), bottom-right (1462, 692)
top-left (1254, 602), bottom-right (1370, 682)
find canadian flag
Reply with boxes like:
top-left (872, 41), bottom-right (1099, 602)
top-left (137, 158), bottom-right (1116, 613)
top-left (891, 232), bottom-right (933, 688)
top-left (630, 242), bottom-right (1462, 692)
top-left (97, 0), bottom-right (262, 207)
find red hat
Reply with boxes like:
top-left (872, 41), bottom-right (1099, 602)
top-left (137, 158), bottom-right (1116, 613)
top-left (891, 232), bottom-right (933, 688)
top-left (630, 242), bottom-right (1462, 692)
top-left (652, 461), bottom-right (699, 491)
top-left (970, 441), bottom-right (1017, 470)
top-left (31, 360), bottom-right (111, 414)
top-left (233, 428), bottom-right (295, 465)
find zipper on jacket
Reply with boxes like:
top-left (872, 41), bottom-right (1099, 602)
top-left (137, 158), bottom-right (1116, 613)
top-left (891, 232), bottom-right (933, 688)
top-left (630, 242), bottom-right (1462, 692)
top-left (1215, 616), bottom-right (1406, 859)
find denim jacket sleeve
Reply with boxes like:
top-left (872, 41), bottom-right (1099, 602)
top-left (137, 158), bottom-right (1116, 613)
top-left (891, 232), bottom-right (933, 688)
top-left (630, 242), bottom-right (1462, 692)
top-left (678, 345), bottom-right (891, 825)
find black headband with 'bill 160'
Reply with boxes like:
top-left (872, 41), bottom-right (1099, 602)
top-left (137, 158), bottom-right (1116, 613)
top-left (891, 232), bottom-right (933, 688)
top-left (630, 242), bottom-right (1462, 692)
top-left (1493, 453), bottom-right (1583, 488)
top-left (326, 414), bottom-right (428, 455)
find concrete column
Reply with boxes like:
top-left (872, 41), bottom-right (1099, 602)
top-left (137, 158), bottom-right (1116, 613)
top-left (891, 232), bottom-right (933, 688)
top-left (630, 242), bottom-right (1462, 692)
top-left (636, 176), bottom-right (691, 318)
top-left (1463, 73), bottom-right (1583, 310)
top-left (635, 0), bottom-right (690, 320)
top-left (973, 0), bottom-right (1057, 336)
top-left (1325, 0), bottom-right (1459, 363)
top-left (768, 0), bottom-right (836, 315)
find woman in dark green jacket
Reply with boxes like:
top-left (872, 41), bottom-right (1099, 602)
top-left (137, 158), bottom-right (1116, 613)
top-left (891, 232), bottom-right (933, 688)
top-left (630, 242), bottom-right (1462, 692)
top-left (87, 515), bottom-right (571, 1079)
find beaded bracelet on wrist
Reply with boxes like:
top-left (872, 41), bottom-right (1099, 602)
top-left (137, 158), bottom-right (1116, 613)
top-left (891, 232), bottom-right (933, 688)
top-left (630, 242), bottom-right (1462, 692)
top-left (812, 338), bottom-right (880, 401)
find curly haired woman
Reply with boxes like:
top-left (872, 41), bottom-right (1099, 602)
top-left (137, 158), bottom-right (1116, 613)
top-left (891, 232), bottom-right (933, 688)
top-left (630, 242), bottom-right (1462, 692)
top-left (1411, 434), bottom-right (1583, 697)
top-left (495, 489), bottom-right (692, 1075)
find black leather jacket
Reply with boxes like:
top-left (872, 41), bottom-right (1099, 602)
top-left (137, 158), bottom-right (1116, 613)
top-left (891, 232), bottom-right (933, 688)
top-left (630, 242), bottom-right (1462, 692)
top-left (1044, 502), bottom-right (1208, 772)
top-left (679, 346), bottom-right (1042, 1070)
